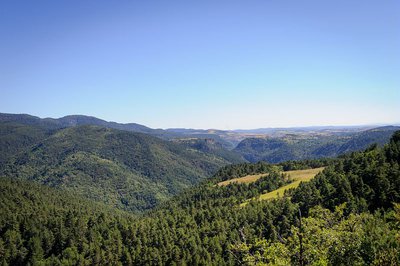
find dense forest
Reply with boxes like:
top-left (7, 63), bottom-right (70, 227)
top-left (0, 122), bottom-right (242, 212)
top-left (1, 131), bottom-right (399, 265)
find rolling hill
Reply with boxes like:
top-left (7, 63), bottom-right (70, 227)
top-left (0, 125), bottom-right (240, 212)
top-left (0, 122), bottom-right (53, 164)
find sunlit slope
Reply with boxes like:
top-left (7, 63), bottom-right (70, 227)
top-left (217, 173), bottom-right (269, 186)
top-left (258, 167), bottom-right (324, 200)
top-left (238, 167), bottom-right (324, 206)
top-left (218, 167), bottom-right (323, 187)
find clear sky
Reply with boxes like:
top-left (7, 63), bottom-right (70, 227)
top-left (1, 0), bottom-right (399, 129)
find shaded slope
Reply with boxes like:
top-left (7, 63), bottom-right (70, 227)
top-left (0, 122), bottom-right (53, 164)
top-left (172, 138), bottom-right (245, 163)
top-left (234, 138), bottom-right (296, 163)
top-left (337, 126), bottom-right (400, 154)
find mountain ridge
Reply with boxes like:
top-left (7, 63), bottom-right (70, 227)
top-left (234, 125), bottom-right (400, 163)
top-left (4, 112), bottom-right (398, 147)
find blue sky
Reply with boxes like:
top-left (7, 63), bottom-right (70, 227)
top-left (1, 0), bottom-right (399, 129)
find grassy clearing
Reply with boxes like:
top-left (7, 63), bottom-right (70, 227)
top-left (281, 167), bottom-right (325, 183)
top-left (217, 173), bottom-right (269, 186)
top-left (241, 167), bottom-right (325, 206)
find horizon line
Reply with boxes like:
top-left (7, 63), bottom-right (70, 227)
top-left (1, 111), bottom-right (399, 131)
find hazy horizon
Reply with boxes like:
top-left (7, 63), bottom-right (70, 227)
top-left (1, 0), bottom-right (399, 129)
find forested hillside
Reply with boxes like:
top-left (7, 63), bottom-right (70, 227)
top-left (0, 122), bottom-right (53, 164)
top-left (1, 131), bottom-right (399, 265)
top-left (0, 125), bottom-right (239, 212)
top-left (0, 113), bottom-right (180, 139)
top-left (0, 177), bottom-right (136, 265)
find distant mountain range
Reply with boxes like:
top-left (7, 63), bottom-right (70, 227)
top-left (234, 126), bottom-right (400, 163)
top-left (166, 125), bottom-right (398, 147)
top-left (0, 113), bottom-right (180, 138)
top-left (2, 112), bottom-right (397, 148)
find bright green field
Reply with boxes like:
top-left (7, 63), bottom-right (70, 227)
top-left (241, 167), bottom-right (325, 206)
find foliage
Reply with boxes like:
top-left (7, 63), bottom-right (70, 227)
top-left (0, 177), bottom-right (137, 265)
top-left (232, 204), bottom-right (400, 265)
